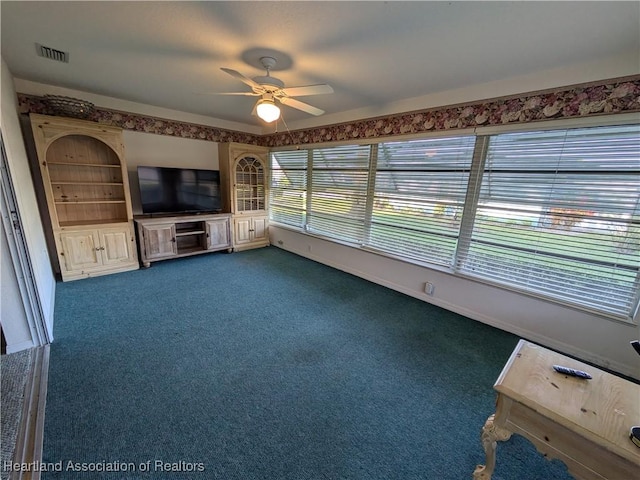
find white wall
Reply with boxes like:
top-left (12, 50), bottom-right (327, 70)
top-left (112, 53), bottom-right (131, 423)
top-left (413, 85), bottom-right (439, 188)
top-left (122, 131), bottom-right (219, 215)
top-left (1, 57), bottom-right (56, 352)
top-left (270, 227), bottom-right (640, 380)
top-left (0, 223), bottom-right (32, 351)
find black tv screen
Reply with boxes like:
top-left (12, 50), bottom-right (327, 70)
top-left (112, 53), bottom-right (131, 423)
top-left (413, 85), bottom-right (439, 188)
top-left (138, 166), bottom-right (222, 215)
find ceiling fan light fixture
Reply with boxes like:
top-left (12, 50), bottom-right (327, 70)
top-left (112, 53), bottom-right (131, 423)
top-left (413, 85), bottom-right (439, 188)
top-left (256, 97), bottom-right (280, 123)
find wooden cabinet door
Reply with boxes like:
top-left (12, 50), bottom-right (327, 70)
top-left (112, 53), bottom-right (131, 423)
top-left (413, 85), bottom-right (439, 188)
top-left (234, 217), bottom-right (252, 245)
top-left (59, 230), bottom-right (101, 272)
top-left (99, 227), bottom-right (135, 266)
top-left (251, 216), bottom-right (268, 243)
top-left (142, 224), bottom-right (177, 260)
top-left (232, 215), bottom-right (269, 250)
top-left (206, 218), bottom-right (231, 250)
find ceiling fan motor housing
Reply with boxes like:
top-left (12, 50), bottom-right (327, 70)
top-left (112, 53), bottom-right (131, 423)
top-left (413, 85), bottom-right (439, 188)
top-left (252, 75), bottom-right (284, 90)
top-left (252, 56), bottom-right (285, 90)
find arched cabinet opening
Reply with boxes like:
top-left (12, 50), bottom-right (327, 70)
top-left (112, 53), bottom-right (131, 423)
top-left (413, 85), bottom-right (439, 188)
top-left (45, 135), bottom-right (128, 226)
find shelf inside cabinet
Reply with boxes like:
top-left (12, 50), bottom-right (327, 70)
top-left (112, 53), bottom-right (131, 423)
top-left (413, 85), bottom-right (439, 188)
top-left (176, 245), bottom-right (204, 255)
top-left (55, 202), bottom-right (128, 225)
top-left (55, 199), bottom-right (126, 205)
top-left (48, 163), bottom-right (124, 184)
top-left (51, 181), bottom-right (124, 186)
top-left (59, 219), bottom-right (130, 228)
top-left (47, 161), bottom-right (121, 168)
top-left (51, 181), bottom-right (126, 205)
top-left (176, 231), bottom-right (206, 253)
top-left (175, 221), bottom-right (206, 235)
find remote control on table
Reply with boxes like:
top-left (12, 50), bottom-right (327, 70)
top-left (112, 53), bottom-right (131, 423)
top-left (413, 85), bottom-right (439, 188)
top-left (552, 365), bottom-right (592, 379)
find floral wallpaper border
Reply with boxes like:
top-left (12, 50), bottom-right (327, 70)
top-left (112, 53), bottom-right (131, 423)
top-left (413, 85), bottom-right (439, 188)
top-left (17, 95), bottom-right (262, 145)
top-left (262, 75), bottom-right (640, 147)
top-left (17, 75), bottom-right (640, 148)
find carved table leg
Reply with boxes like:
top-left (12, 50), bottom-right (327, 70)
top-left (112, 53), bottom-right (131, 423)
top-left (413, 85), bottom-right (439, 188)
top-left (473, 414), bottom-right (513, 480)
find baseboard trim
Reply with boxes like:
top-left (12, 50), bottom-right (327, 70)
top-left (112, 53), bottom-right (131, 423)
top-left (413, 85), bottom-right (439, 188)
top-left (6, 341), bottom-right (35, 355)
top-left (10, 345), bottom-right (49, 480)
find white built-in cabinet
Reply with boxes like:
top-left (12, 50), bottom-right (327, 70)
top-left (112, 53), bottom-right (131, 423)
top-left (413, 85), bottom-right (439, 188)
top-left (30, 114), bottom-right (138, 281)
top-left (218, 142), bottom-right (270, 251)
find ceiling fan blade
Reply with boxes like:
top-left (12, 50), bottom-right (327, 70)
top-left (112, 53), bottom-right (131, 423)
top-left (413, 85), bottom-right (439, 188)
top-left (281, 84), bottom-right (334, 97)
top-left (220, 67), bottom-right (263, 91)
top-left (279, 97), bottom-right (325, 116)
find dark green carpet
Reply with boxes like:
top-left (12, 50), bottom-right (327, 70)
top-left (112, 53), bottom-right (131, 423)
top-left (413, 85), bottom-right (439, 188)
top-left (42, 247), bottom-right (571, 479)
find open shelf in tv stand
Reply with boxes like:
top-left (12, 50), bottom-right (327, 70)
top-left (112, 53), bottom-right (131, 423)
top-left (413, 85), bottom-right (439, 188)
top-left (134, 213), bottom-right (232, 267)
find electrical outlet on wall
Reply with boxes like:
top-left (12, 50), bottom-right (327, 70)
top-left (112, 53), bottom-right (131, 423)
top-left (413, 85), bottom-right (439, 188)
top-left (424, 282), bottom-right (435, 295)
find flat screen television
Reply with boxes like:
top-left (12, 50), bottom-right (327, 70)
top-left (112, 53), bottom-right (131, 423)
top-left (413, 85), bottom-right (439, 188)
top-left (137, 166), bottom-right (222, 215)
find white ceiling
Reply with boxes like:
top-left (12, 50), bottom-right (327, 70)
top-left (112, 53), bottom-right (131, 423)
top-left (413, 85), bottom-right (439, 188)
top-left (2, 1), bottom-right (639, 129)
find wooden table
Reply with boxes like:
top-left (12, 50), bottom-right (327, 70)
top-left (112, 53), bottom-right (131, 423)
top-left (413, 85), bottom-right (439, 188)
top-left (473, 340), bottom-right (640, 479)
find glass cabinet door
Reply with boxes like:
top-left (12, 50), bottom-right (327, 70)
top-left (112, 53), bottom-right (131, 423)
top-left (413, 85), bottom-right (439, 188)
top-left (235, 156), bottom-right (265, 212)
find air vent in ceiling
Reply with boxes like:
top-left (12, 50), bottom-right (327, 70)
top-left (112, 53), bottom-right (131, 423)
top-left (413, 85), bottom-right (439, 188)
top-left (35, 43), bottom-right (69, 63)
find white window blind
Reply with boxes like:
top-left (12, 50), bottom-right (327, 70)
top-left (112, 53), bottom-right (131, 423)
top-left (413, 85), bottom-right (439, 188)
top-left (457, 125), bottom-right (640, 319)
top-left (307, 145), bottom-right (372, 244)
top-left (270, 150), bottom-right (308, 229)
top-left (369, 137), bottom-right (476, 266)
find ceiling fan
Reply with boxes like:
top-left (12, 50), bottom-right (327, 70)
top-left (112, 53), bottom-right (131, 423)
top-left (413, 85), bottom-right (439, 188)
top-left (218, 56), bottom-right (333, 123)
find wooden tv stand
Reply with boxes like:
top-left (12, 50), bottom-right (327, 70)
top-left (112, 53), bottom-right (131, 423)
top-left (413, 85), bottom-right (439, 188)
top-left (135, 213), bottom-right (232, 267)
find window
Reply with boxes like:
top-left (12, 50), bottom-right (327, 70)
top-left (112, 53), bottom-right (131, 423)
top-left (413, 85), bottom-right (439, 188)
top-left (269, 123), bottom-right (640, 320)
top-left (270, 150), bottom-right (308, 229)
top-left (370, 137), bottom-right (475, 266)
top-left (457, 125), bottom-right (640, 318)
top-left (307, 145), bottom-right (371, 244)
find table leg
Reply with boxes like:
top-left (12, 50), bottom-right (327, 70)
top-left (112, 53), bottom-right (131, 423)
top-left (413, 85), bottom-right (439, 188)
top-left (473, 414), bottom-right (513, 480)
